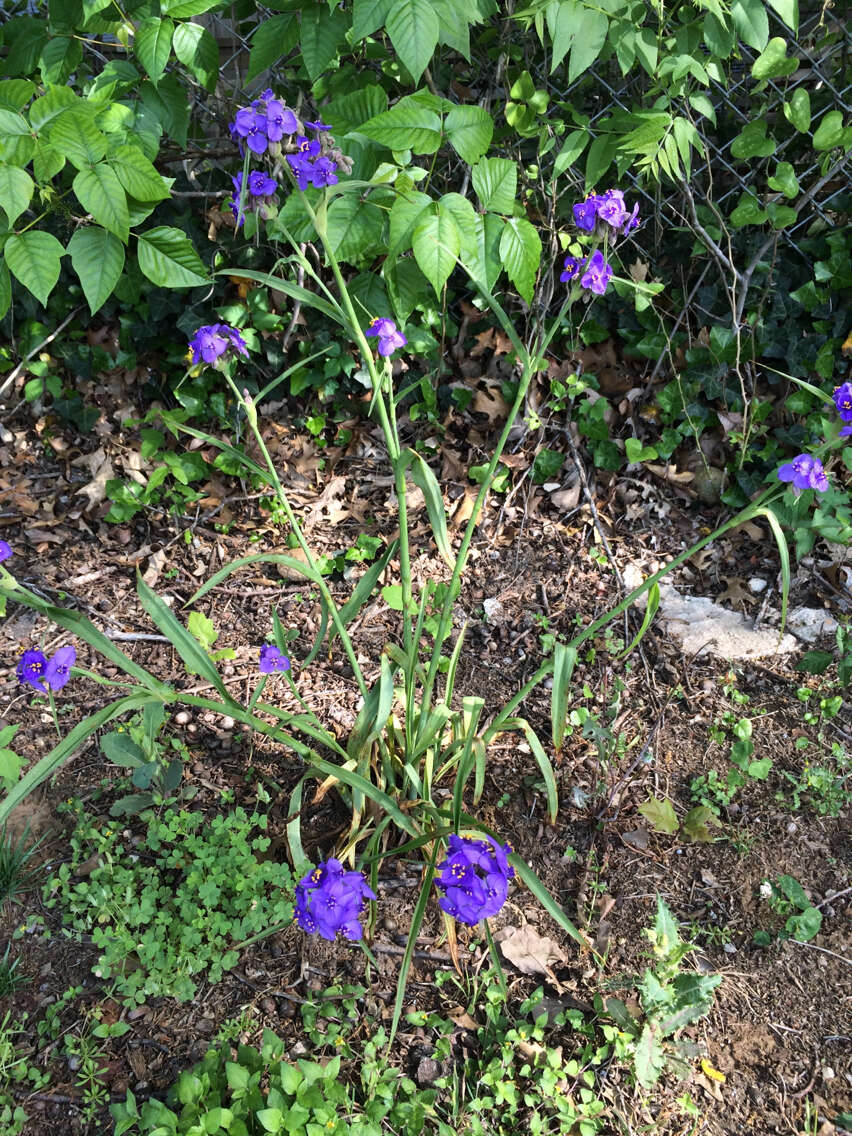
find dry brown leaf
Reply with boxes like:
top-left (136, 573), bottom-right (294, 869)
top-left (72, 448), bottom-right (115, 510)
top-left (472, 384), bottom-right (509, 423)
top-left (447, 1005), bottom-right (480, 1031)
top-left (717, 577), bottom-right (754, 607)
top-left (550, 484), bottom-right (581, 511)
top-left (493, 924), bottom-right (569, 976)
top-left (142, 548), bottom-right (168, 587)
top-left (645, 463), bottom-right (695, 485)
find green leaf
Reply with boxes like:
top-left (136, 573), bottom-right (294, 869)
top-left (412, 204), bottom-right (460, 296)
top-left (729, 192), bottom-right (768, 227)
top-left (109, 144), bottom-right (169, 202)
top-left (101, 731), bottom-right (146, 766)
top-left (766, 201), bottom-right (797, 229)
top-left (405, 448), bottom-right (454, 569)
top-left (326, 194), bottom-right (385, 264)
top-left (634, 1024), bottom-right (665, 1088)
top-left (187, 610), bottom-right (217, 650)
top-left (751, 37), bottom-right (797, 80)
top-left (437, 190), bottom-right (477, 261)
top-left (767, 0), bottom-right (798, 30)
top-left (467, 211), bottom-right (504, 291)
top-left (136, 571), bottom-right (229, 697)
top-left (471, 157), bottom-right (516, 213)
top-left (703, 11), bottom-right (736, 56)
top-left (584, 133), bottom-right (617, 191)
top-left (47, 111), bottom-right (107, 169)
top-left (445, 105), bottom-right (493, 165)
top-left (0, 260), bottom-right (10, 321)
top-left (73, 162), bottom-right (129, 242)
top-left (172, 22), bottom-right (218, 90)
top-left (638, 796), bottom-right (679, 835)
top-left (247, 14), bottom-right (298, 81)
top-left (433, 0), bottom-right (471, 57)
top-left (730, 119), bottom-right (775, 160)
top-left (568, 6), bottom-right (608, 82)
top-left (361, 100), bottom-right (442, 154)
top-left (812, 110), bottom-right (845, 151)
top-left (786, 906), bottom-right (821, 942)
top-left (551, 642), bottom-right (577, 752)
top-left (28, 85), bottom-right (80, 131)
top-left (688, 92), bottom-right (716, 125)
top-left (498, 215), bottom-right (540, 303)
top-left (137, 226), bottom-right (207, 288)
top-left (67, 226), bottom-right (124, 314)
top-left (553, 128), bottom-right (588, 176)
top-left (300, 5), bottom-right (349, 81)
top-left (256, 1108), bottom-right (283, 1133)
top-left (4, 231), bottom-right (64, 306)
top-left (134, 17), bottom-right (174, 83)
top-left (39, 36), bottom-right (82, 85)
top-left (795, 649), bottom-right (833, 675)
top-left (680, 805), bottom-right (722, 842)
top-left (352, 0), bottom-right (394, 40)
top-left (388, 188), bottom-right (432, 257)
top-left (0, 80), bottom-right (35, 111)
top-left (385, 256), bottom-right (431, 322)
top-left (767, 160), bottom-right (799, 198)
top-left (385, 0), bottom-right (439, 83)
top-left (783, 88), bottom-right (810, 132)
top-left (0, 164), bottom-right (33, 227)
top-left (160, 0), bottom-right (221, 16)
top-left (546, 0), bottom-right (577, 71)
top-left (731, 0), bottom-right (769, 50)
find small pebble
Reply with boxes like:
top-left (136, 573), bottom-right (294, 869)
top-left (748, 578), bottom-right (767, 594)
top-left (220, 716), bottom-right (235, 731)
top-left (823, 1067), bottom-right (835, 1081)
top-left (261, 997), bottom-right (276, 1014)
top-left (787, 821), bottom-right (797, 834)
top-left (174, 711), bottom-right (190, 726)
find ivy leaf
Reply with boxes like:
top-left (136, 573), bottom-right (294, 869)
top-left (172, 23), bottom-right (219, 91)
top-left (498, 216), bottom-right (541, 303)
top-left (352, 0), bottom-right (394, 40)
top-left (637, 796), bottom-right (679, 835)
top-left (812, 110), bottom-right (845, 151)
top-left (136, 226), bottom-right (207, 288)
top-left (4, 231), bottom-right (64, 306)
top-left (412, 204), bottom-right (460, 297)
top-left (445, 105), bottom-right (493, 165)
top-left (468, 212), bottom-right (503, 293)
top-left (48, 111), bottom-right (107, 169)
top-left (783, 88), bottom-right (810, 133)
top-left (0, 164), bottom-right (33, 227)
top-left (730, 120), bottom-right (775, 160)
top-left (326, 195), bottom-right (385, 265)
top-left (388, 189), bottom-right (432, 258)
top-left (0, 259), bottom-right (11, 322)
top-left (751, 37), bottom-right (798, 81)
top-left (67, 226), bottom-right (125, 314)
top-left (134, 17), bottom-right (174, 83)
top-left (568, 7), bottom-right (608, 82)
top-left (73, 162), bottom-right (129, 243)
top-left (729, 192), bottom-right (768, 227)
top-left (39, 36), bottom-right (83, 85)
top-left (361, 100), bottom-right (442, 154)
top-left (472, 157), bottom-right (516, 213)
top-left (385, 0), bottom-right (439, 84)
top-left (109, 144), bottom-right (170, 202)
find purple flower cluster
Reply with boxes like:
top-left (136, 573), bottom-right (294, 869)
top-left (230, 89), bottom-right (298, 157)
top-left (286, 122), bottom-right (338, 191)
top-left (188, 324), bottom-right (249, 367)
top-left (229, 170), bottom-right (278, 228)
top-left (294, 858), bottom-right (376, 941)
top-left (434, 834), bottom-right (515, 925)
top-left (0, 541), bottom-right (11, 563)
top-left (833, 382), bottom-right (852, 437)
top-left (560, 249), bottom-right (613, 296)
top-left (259, 645), bottom-right (290, 674)
top-left (775, 380), bottom-right (852, 493)
top-left (573, 189), bottom-right (639, 235)
top-left (17, 646), bottom-right (76, 694)
top-left (365, 317), bottom-right (407, 357)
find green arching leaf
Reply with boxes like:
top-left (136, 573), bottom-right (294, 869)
top-left (299, 5), bottom-right (349, 81)
top-left (73, 162), bottom-right (129, 243)
top-left (568, 7), bottom-right (608, 82)
top-left (751, 36), bottom-right (797, 80)
top-left (0, 164), bottom-right (33, 227)
top-left (247, 14), bottom-right (298, 81)
top-left (352, 0), bottom-right (394, 40)
top-left (505, 716), bottom-right (558, 824)
top-left (731, 0), bottom-right (769, 50)
top-left (767, 161), bottom-right (799, 199)
top-left (172, 22), bottom-right (219, 91)
top-left (388, 188), bottom-right (432, 258)
top-left (215, 267), bottom-right (343, 324)
top-left (467, 211), bottom-right (504, 292)
top-left (67, 226), bottom-right (125, 314)
top-left (28, 84), bottom-right (80, 131)
top-left (754, 506), bottom-right (790, 633)
top-left (498, 215), bottom-right (541, 303)
top-left (137, 226), bottom-right (207, 288)
top-left (108, 144), bottom-right (170, 202)
top-left (39, 36), bottom-right (82, 85)
top-left (47, 111), bottom-right (107, 169)
top-left (404, 448), bottom-right (455, 569)
top-left (134, 17), bottom-right (174, 83)
top-left (326, 195), bottom-right (385, 265)
top-left (188, 552), bottom-right (323, 606)
top-left (783, 88), bottom-right (810, 133)
top-left (444, 104), bottom-right (493, 165)
top-left (471, 157), bottom-right (516, 213)
top-left (551, 643), bottom-right (577, 752)
top-left (361, 100), bottom-right (442, 154)
top-left (617, 580), bottom-right (660, 658)
top-left (385, 0), bottom-right (439, 83)
top-left (4, 231), bottom-right (64, 306)
top-left (412, 204), bottom-right (460, 297)
top-left (0, 260), bottom-right (10, 321)
top-left (767, 0), bottom-right (798, 31)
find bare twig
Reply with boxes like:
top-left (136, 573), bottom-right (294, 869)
top-left (0, 306), bottom-right (83, 400)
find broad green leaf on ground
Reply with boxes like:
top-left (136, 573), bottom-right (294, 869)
top-left (412, 204), bottom-right (460, 296)
top-left (67, 226), bottom-right (125, 314)
top-left (360, 100), bottom-right (442, 154)
top-left (109, 143), bottom-right (170, 201)
top-left (471, 157), bottom-right (516, 213)
top-left (172, 22), bottom-right (218, 90)
top-left (137, 225), bottom-right (207, 287)
top-left (299, 5), bottom-right (348, 80)
top-left (499, 216), bottom-right (541, 303)
top-left (247, 14), bottom-right (298, 80)
top-left (73, 162), bottom-right (129, 242)
top-left (0, 164), bottom-right (33, 227)
top-left (445, 105), bottom-right (493, 165)
top-left (4, 230), bottom-right (64, 306)
top-left (388, 189), bottom-right (432, 258)
top-left (385, 0), bottom-right (439, 83)
top-left (134, 17), bottom-right (174, 82)
top-left (634, 1023), bottom-right (666, 1088)
top-left (638, 796), bottom-right (679, 834)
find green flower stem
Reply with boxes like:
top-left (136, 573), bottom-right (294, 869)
top-left (483, 921), bottom-right (508, 1000)
top-left (221, 373), bottom-right (368, 701)
top-left (247, 674), bottom-right (268, 713)
top-left (48, 690), bottom-right (61, 739)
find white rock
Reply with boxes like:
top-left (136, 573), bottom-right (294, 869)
top-left (748, 578), bottom-right (768, 594)
top-left (483, 597), bottom-right (504, 622)
top-left (654, 582), bottom-right (798, 660)
top-left (787, 606), bottom-right (838, 643)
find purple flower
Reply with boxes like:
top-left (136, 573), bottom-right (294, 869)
top-left (44, 646), bottom-right (75, 691)
top-left (434, 834), bottom-right (515, 925)
top-left (622, 202), bottom-right (640, 234)
top-left (248, 170), bottom-right (277, 197)
top-left (833, 383), bottom-right (852, 423)
top-left (580, 249), bottom-right (612, 296)
top-left (560, 256), bottom-right (583, 283)
top-left (259, 645), bottom-right (290, 674)
top-left (189, 324), bottom-right (249, 367)
top-left (310, 156), bottom-right (338, 188)
top-left (840, 425), bottom-right (852, 438)
top-left (294, 858), bottom-right (376, 941)
top-left (265, 99), bottom-right (298, 142)
top-left (304, 119), bottom-right (332, 132)
top-left (573, 195), bottom-right (601, 231)
top-left (0, 541), bottom-right (11, 563)
top-left (777, 454), bottom-right (829, 492)
top-left (366, 317), bottom-right (406, 357)
top-left (233, 108), bottom-right (268, 155)
top-left (596, 189), bottom-right (628, 229)
top-left (286, 136), bottom-right (339, 191)
top-left (17, 649), bottom-right (48, 693)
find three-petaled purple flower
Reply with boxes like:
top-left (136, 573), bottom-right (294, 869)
top-left (560, 256), bottom-right (583, 283)
top-left (366, 318), bottom-right (406, 357)
top-left (833, 383), bottom-right (852, 423)
top-left (287, 133), bottom-right (338, 192)
top-left (259, 645), bottom-right (290, 674)
top-left (189, 324), bottom-right (249, 367)
top-left (230, 91), bottom-right (298, 157)
top-left (294, 858), bottom-right (376, 941)
top-left (0, 541), bottom-right (11, 563)
top-left (434, 833), bottom-right (515, 925)
top-left (17, 645), bottom-right (76, 693)
top-left (573, 190), bottom-right (639, 235)
top-left (229, 171), bottom-right (279, 227)
top-left (265, 99), bottom-right (298, 142)
top-left (580, 249), bottom-right (613, 296)
top-left (777, 454), bottom-right (829, 493)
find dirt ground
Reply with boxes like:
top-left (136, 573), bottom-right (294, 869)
top-left (1, 358), bottom-right (850, 1136)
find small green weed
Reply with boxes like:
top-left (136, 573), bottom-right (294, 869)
top-left (0, 1012), bottom-right (49, 1136)
top-left (691, 717), bottom-right (771, 815)
top-left (0, 823), bottom-right (45, 906)
top-left (754, 875), bottom-right (823, 944)
top-left (99, 702), bottom-right (193, 817)
top-left (0, 946), bottom-right (29, 998)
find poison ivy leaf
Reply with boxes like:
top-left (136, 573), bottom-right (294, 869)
top-left (0, 260), bottom-right (11, 321)
top-left (468, 212), bottom-right (503, 291)
top-left (731, 0), bottom-right (769, 50)
top-left (137, 226), bottom-right (207, 288)
top-left (445, 104), bottom-right (493, 165)
top-left (385, 256), bottom-right (431, 324)
top-left (160, 0), bottom-right (222, 16)
top-left (247, 14), bottom-right (298, 80)
top-left (109, 144), bottom-right (170, 202)
top-left (0, 80), bottom-right (35, 111)
top-left (637, 796), bottom-right (679, 835)
top-left (568, 7), bottom-right (608, 82)
top-left (48, 111), bottom-right (107, 168)
top-left (326, 195), bottom-right (385, 264)
top-left (172, 22), bottom-right (218, 91)
top-left (28, 85), bottom-right (80, 131)
top-left (361, 99), bottom-right (442, 154)
top-left (67, 226), bottom-right (124, 314)
top-left (783, 88), bottom-right (810, 132)
top-left (412, 203), bottom-right (460, 296)
top-left (471, 157), bottom-right (516, 213)
top-left (385, 0), bottom-right (439, 84)
top-left (73, 163), bottom-right (129, 242)
top-left (437, 191), bottom-right (477, 261)
top-left (4, 231), bottom-right (64, 306)
top-left (352, 0), bottom-right (394, 40)
top-left (498, 216), bottom-right (541, 303)
top-left (39, 36), bottom-right (83, 85)
top-left (134, 17), bottom-right (174, 83)
top-left (300, 5), bottom-right (349, 81)
top-left (433, 0), bottom-right (471, 58)
top-left (388, 189), bottom-right (431, 258)
top-left (0, 164), bottom-right (33, 227)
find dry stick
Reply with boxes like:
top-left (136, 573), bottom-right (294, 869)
top-left (643, 261), bottom-right (712, 393)
top-left (0, 305), bottom-right (83, 401)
